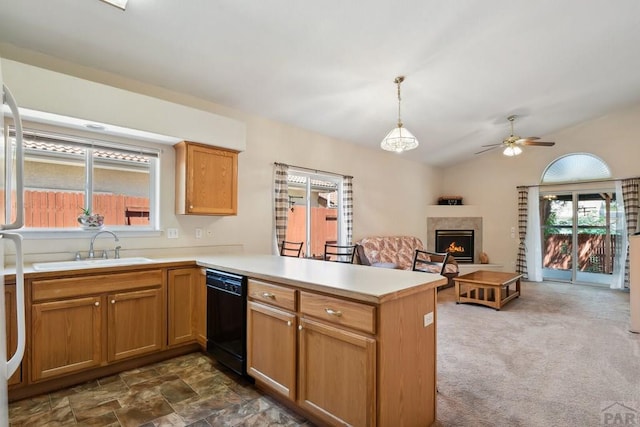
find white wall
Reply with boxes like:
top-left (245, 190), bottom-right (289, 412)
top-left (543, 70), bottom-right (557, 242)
top-left (1, 51), bottom-right (441, 261)
top-left (440, 103), bottom-right (640, 270)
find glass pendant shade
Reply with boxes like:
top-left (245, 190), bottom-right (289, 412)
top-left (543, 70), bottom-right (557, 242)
top-left (503, 145), bottom-right (522, 156)
top-left (380, 126), bottom-right (419, 153)
top-left (380, 76), bottom-right (419, 153)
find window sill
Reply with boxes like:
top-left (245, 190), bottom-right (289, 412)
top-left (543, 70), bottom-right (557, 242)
top-left (18, 227), bottom-right (163, 240)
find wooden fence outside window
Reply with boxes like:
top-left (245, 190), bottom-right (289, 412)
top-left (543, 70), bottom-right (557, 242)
top-left (20, 190), bottom-right (149, 228)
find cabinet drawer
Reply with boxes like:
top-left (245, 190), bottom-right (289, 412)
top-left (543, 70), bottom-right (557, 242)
top-left (300, 291), bottom-right (375, 335)
top-left (248, 280), bottom-right (296, 311)
top-left (32, 270), bottom-right (163, 302)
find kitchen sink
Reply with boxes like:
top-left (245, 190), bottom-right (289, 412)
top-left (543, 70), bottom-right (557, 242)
top-left (32, 257), bottom-right (155, 271)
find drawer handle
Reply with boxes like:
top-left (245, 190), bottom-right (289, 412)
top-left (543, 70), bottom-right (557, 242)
top-left (94, 301), bottom-right (100, 307)
top-left (325, 308), bottom-right (342, 317)
top-left (261, 292), bottom-right (275, 299)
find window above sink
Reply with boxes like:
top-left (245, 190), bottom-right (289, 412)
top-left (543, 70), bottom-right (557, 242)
top-left (7, 117), bottom-right (164, 234)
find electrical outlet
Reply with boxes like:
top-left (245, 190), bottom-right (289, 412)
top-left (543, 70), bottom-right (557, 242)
top-left (167, 228), bottom-right (178, 239)
top-left (423, 312), bottom-right (434, 327)
top-left (195, 228), bottom-right (203, 239)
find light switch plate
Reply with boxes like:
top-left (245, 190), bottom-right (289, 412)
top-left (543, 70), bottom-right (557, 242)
top-left (167, 228), bottom-right (179, 239)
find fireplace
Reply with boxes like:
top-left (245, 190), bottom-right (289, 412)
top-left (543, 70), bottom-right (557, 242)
top-left (435, 230), bottom-right (474, 263)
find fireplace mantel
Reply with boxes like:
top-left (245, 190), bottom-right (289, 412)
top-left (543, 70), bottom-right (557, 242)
top-left (426, 205), bottom-right (482, 218)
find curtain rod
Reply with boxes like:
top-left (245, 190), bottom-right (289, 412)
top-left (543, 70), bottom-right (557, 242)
top-left (517, 177), bottom-right (640, 189)
top-left (274, 162), bottom-right (353, 179)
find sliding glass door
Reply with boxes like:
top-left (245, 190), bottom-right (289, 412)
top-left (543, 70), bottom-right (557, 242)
top-left (540, 191), bottom-right (619, 285)
top-left (285, 171), bottom-right (342, 259)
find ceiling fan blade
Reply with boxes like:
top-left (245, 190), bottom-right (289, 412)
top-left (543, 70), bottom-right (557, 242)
top-left (475, 146), bottom-right (500, 155)
top-left (516, 136), bottom-right (540, 143)
top-left (480, 143), bottom-right (503, 148)
top-left (523, 141), bottom-right (555, 147)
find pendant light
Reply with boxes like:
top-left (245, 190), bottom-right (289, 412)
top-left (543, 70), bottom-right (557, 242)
top-left (380, 76), bottom-right (419, 153)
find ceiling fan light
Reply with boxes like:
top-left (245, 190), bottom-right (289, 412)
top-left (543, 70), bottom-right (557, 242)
top-left (380, 126), bottom-right (419, 153)
top-left (503, 145), bottom-right (522, 156)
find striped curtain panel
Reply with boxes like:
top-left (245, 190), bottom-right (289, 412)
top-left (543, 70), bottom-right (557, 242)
top-left (621, 178), bottom-right (640, 288)
top-left (342, 176), bottom-right (354, 246)
top-left (516, 186), bottom-right (529, 277)
top-left (273, 163), bottom-right (289, 254)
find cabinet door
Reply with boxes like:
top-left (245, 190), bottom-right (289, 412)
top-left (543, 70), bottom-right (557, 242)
top-left (167, 268), bottom-right (199, 346)
top-left (196, 269), bottom-right (207, 349)
top-left (298, 317), bottom-right (376, 427)
top-left (108, 287), bottom-right (163, 362)
top-left (5, 284), bottom-right (21, 386)
top-left (247, 301), bottom-right (296, 400)
top-left (184, 142), bottom-right (238, 215)
top-left (31, 296), bottom-right (102, 381)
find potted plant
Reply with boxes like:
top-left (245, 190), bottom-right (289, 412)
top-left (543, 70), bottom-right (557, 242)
top-left (77, 208), bottom-right (104, 229)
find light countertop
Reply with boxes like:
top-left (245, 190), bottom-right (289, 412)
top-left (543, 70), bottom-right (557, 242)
top-left (196, 254), bottom-right (445, 303)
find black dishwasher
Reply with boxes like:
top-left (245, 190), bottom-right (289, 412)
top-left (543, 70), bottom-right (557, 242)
top-left (205, 269), bottom-right (247, 376)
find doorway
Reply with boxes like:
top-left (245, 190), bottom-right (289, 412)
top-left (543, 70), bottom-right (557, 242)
top-left (540, 191), bottom-right (620, 285)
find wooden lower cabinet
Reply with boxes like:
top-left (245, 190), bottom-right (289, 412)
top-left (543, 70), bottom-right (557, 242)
top-left (167, 267), bottom-right (200, 347)
top-left (247, 278), bottom-right (437, 427)
top-left (31, 296), bottom-right (102, 381)
top-left (298, 317), bottom-right (376, 426)
top-left (247, 301), bottom-right (296, 400)
top-left (5, 284), bottom-right (22, 386)
top-left (247, 279), bottom-right (378, 427)
top-left (107, 288), bottom-right (163, 361)
top-left (30, 270), bottom-right (165, 382)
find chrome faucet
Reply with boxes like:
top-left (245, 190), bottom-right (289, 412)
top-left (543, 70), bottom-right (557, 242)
top-left (88, 230), bottom-right (120, 259)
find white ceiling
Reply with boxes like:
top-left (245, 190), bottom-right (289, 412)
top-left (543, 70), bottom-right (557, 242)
top-left (1, 0), bottom-right (639, 167)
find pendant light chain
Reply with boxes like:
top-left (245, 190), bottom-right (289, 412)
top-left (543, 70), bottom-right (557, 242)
top-left (397, 77), bottom-right (403, 128)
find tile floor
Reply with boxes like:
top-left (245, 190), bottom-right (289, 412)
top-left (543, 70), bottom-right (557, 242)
top-left (8, 352), bottom-right (314, 426)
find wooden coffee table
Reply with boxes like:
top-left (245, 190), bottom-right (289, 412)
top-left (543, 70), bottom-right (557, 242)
top-left (454, 270), bottom-right (522, 310)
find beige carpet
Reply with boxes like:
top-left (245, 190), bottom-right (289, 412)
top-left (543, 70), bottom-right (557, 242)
top-left (435, 281), bottom-right (640, 426)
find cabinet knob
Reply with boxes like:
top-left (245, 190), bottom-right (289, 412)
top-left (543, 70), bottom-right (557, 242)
top-left (287, 320), bottom-right (292, 327)
top-left (325, 308), bottom-right (342, 317)
top-left (94, 301), bottom-right (100, 307)
top-left (111, 299), bottom-right (116, 304)
top-left (262, 292), bottom-right (275, 299)
top-left (298, 325), bottom-right (303, 331)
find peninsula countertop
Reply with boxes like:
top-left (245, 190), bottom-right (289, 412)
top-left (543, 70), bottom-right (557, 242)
top-left (8, 254), bottom-right (446, 304)
top-left (196, 254), bottom-right (446, 304)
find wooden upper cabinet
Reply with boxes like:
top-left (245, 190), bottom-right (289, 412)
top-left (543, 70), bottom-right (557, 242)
top-left (175, 141), bottom-right (238, 215)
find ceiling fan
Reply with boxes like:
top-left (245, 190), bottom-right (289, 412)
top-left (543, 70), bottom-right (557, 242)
top-left (476, 115), bottom-right (555, 156)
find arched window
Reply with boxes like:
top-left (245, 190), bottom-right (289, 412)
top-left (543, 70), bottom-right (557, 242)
top-left (541, 153), bottom-right (611, 183)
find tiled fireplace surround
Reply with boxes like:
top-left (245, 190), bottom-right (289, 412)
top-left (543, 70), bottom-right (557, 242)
top-left (426, 216), bottom-right (482, 263)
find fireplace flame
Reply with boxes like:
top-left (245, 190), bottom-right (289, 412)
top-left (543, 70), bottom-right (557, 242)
top-left (447, 241), bottom-right (465, 253)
